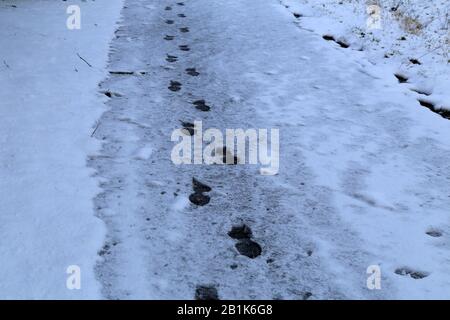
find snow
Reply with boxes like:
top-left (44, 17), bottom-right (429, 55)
top-left (0, 0), bottom-right (123, 298)
top-left (1, 0), bottom-right (449, 300)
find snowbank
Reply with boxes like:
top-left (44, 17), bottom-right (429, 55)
top-left (281, 0), bottom-right (449, 111)
top-left (0, 0), bottom-right (123, 298)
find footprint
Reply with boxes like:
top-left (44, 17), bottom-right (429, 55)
top-left (189, 192), bottom-right (210, 206)
top-left (322, 35), bottom-right (349, 48)
top-left (293, 12), bottom-right (302, 18)
top-left (220, 146), bottom-right (238, 164)
top-left (179, 27), bottom-right (190, 33)
top-left (101, 90), bottom-right (122, 98)
top-left (178, 13), bottom-right (186, 18)
top-left (177, 2), bottom-right (185, 6)
top-left (395, 267), bottom-right (429, 279)
top-left (165, 6), bottom-right (172, 10)
top-left (168, 80), bottom-right (182, 92)
top-left (186, 68), bottom-right (200, 76)
top-left (166, 19), bottom-right (175, 25)
top-left (228, 224), bottom-right (262, 258)
top-left (228, 224), bottom-right (252, 240)
top-left (418, 100), bottom-right (450, 119)
top-left (322, 35), bottom-right (335, 41)
top-left (192, 178), bottom-right (212, 193)
top-left (193, 99), bottom-right (210, 111)
top-left (235, 239), bottom-right (262, 259)
top-left (166, 54), bottom-right (178, 62)
top-left (180, 121), bottom-right (195, 136)
top-left (195, 285), bottom-right (219, 300)
top-left (394, 73), bottom-right (408, 83)
top-left (179, 45), bottom-right (190, 51)
top-left (164, 35), bottom-right (175, 41)
top-left (189, 177), bottom-right (212, 206)
top-left (302, 292), bottom-right (313, 300)
top-left (426, 229), bottom-right (443, 237)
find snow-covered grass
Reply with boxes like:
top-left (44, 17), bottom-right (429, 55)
top-left (0, 0), bottom-right (123, 298)
top-left (281, 0), bottom-right (449, 111)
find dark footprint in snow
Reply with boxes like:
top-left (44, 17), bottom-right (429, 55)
top-left (189, 192), bottom-right (210, 206)
top-left (179, 45), bottom-right (190, 51)
top-left (178, 13), bottom-right (186, 18)
top-left (168, 80), bottom-right (182, 92)
top-left (322, 35), bottom-right (349, 48)
top-left (394, 73), bottom-right (408, 83)
top-left (166, 54), bottom-right (178, 63)
top-left (195, 285), bottom-right (219, 300)
top-left (166, 19), bottom-right (175, 25)
top-left (418, 99), bottom-right (450, 119)
top-left (186, 68), bottom-right (200, 76)
top-left (193, 99), bottom-right (210, 111)
top-left (180, 121), bottom-right (195, 136)
top-left (177, 2), bottom-right (185, 6)
top-left (189, 177), bottom-right (211, 206)
top-left (293, 12), bottom-right (302, 18)
top-left (164, 35), bottom-right (175, 41)
top-left (336, 40), bottom-right (350, 48)
top-left (102, 90), bottom-right (122, 98)
top-left (221, 146), bottom-right (238, 164)
top-left (235, 239), bottom-right (262, 258)
top-left (165, 6), bottom-right (172, 10)
top-left (395, 267), bottom-right (429, 279)
top-left (179, 27), bottom-right (189, 33)
top-left (192, 177), bottom-right (212, 193)
top-left (323, 35), bottom-right (335, 41)
top-left (228, 224), bottom-right (252, 240)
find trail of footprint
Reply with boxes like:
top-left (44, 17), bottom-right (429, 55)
top-left (168, 80), bottom-right (182, 92)
top-left (186, 68), bottom-right (200, 76)
top-left (228, 224), bottom-right (262, 258)
top-left (193, 99), bottom-right (210, 111)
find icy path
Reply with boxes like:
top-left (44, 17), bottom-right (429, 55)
top-left (92, 0), bottom-right (450, 299)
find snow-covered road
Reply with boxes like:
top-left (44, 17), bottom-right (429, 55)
top-left (90, 0), bottom-right (450, 299)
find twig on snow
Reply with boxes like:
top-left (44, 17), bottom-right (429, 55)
top-left (77, 53), bottom-right (92, 68)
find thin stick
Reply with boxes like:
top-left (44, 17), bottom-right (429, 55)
top-left (77, 53), bottom-right (92, 67)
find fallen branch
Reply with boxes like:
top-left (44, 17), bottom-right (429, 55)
top-left (77, 53), bottom-right (92, 67)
